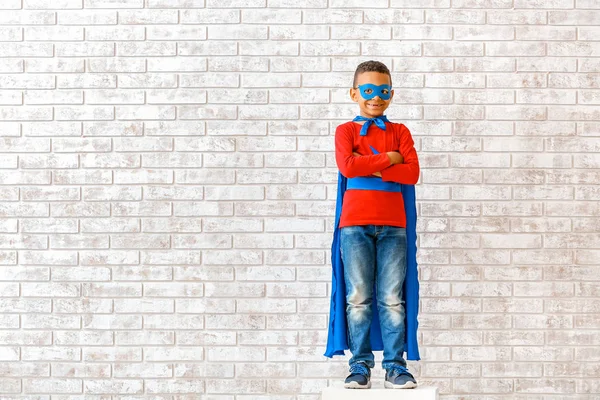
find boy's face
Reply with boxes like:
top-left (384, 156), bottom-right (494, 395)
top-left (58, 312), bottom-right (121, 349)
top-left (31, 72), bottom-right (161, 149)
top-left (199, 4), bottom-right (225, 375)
top-left (350, 71), bottom-right (394, 119)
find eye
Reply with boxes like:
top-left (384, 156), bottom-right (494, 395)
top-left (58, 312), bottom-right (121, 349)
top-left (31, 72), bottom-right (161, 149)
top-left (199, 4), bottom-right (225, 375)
top-left (364, 88), bottom-right (372, 94)
top-left (381, 89), bottom-right (389, 94)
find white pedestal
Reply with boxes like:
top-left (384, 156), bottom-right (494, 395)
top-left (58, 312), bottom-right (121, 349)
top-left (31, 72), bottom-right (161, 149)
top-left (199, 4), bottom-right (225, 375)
top-left (321, 382), bottom-right (438, 400)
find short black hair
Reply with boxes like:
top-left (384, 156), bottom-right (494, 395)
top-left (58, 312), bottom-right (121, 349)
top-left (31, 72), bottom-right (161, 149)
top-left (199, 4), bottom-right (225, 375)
top-left (352, 60), bottom-right (392, 88)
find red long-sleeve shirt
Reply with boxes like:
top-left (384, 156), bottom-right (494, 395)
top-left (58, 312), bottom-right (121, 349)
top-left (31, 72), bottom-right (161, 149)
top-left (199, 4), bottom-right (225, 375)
top-left (335, 120), bottom-right (420, 228)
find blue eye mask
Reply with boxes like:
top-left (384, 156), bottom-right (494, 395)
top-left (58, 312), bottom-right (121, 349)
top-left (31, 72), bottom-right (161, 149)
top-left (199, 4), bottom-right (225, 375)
top-left (357, 83), bottom-right (392, 100)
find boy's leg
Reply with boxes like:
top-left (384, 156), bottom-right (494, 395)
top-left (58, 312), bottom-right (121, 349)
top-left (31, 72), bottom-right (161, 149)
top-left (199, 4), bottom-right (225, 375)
top-left (375, 225), bottom-right (408, 370)
top-left (340, 225), bottom-right (376, 369)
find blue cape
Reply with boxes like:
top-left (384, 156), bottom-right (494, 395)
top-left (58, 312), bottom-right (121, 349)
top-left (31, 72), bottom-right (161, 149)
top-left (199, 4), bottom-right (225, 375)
top-left (324, 171), bottom-right (420, 360)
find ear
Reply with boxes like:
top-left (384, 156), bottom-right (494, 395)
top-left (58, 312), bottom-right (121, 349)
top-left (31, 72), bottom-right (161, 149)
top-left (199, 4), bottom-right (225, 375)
top-left (349, 88), bottom-right (358, 102)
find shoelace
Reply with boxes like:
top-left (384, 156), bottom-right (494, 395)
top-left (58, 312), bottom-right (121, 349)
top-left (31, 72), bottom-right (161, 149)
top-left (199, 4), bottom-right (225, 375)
top-left (349, 363), bottom-right (369, 376)
top-left (388, 365), bottom-right (409, 376)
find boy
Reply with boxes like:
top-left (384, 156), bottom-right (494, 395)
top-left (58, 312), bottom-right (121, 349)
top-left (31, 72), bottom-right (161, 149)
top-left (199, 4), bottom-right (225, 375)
top-left (324, 60), bottom-right (420, 389)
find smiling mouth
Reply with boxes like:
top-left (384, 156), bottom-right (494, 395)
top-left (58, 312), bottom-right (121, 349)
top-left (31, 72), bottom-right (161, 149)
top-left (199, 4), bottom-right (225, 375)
top-left (367, 103), bottom-right (383, 108)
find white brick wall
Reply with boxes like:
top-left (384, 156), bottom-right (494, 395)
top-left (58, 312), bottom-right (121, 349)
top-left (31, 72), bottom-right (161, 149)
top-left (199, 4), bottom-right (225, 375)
top-left (0, 0), bottom-right (599, 398)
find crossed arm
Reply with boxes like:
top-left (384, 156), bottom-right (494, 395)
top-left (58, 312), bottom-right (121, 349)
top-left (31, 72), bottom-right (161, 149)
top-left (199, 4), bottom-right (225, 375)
top-left (335, 124), bottom-right (420, 185)
top-left (353, 151), bottom-right (403, 177)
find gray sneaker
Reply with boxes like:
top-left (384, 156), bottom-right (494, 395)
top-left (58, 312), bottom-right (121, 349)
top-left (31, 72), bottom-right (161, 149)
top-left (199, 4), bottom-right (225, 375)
top-left (344, 362), bottom-right (371, 389)
top-left (384, 365), bottom-right (417, 389)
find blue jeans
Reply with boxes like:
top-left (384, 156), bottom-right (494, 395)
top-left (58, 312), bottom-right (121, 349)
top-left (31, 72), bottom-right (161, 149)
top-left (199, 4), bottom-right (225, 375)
top-left (341, 225), bottom-right (408, 370)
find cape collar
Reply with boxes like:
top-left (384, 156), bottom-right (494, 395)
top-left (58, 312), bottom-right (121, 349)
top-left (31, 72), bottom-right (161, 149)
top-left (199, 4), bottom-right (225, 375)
top-left (352, 115), bottom-right (390, 136)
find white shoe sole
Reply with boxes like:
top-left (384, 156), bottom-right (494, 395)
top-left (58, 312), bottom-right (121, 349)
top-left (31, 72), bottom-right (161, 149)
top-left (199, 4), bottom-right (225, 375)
top-left (384, 380), bottom-right (418, 389)
top-left (344, 381), bottom-right (372, 389)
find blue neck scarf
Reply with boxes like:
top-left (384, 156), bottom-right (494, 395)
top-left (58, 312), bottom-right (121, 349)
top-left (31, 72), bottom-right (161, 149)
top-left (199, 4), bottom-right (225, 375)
top-left (353, 114), bottom-right (390, 136)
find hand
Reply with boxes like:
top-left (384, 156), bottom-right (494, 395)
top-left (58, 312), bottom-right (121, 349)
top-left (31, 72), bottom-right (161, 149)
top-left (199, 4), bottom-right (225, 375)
top-left (386, 151), bottom-right (404, 165)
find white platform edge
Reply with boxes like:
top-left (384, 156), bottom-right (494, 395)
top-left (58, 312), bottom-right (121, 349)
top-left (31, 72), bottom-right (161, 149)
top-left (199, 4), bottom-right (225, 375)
top-left (322, 383), bottom-right (439, 400)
